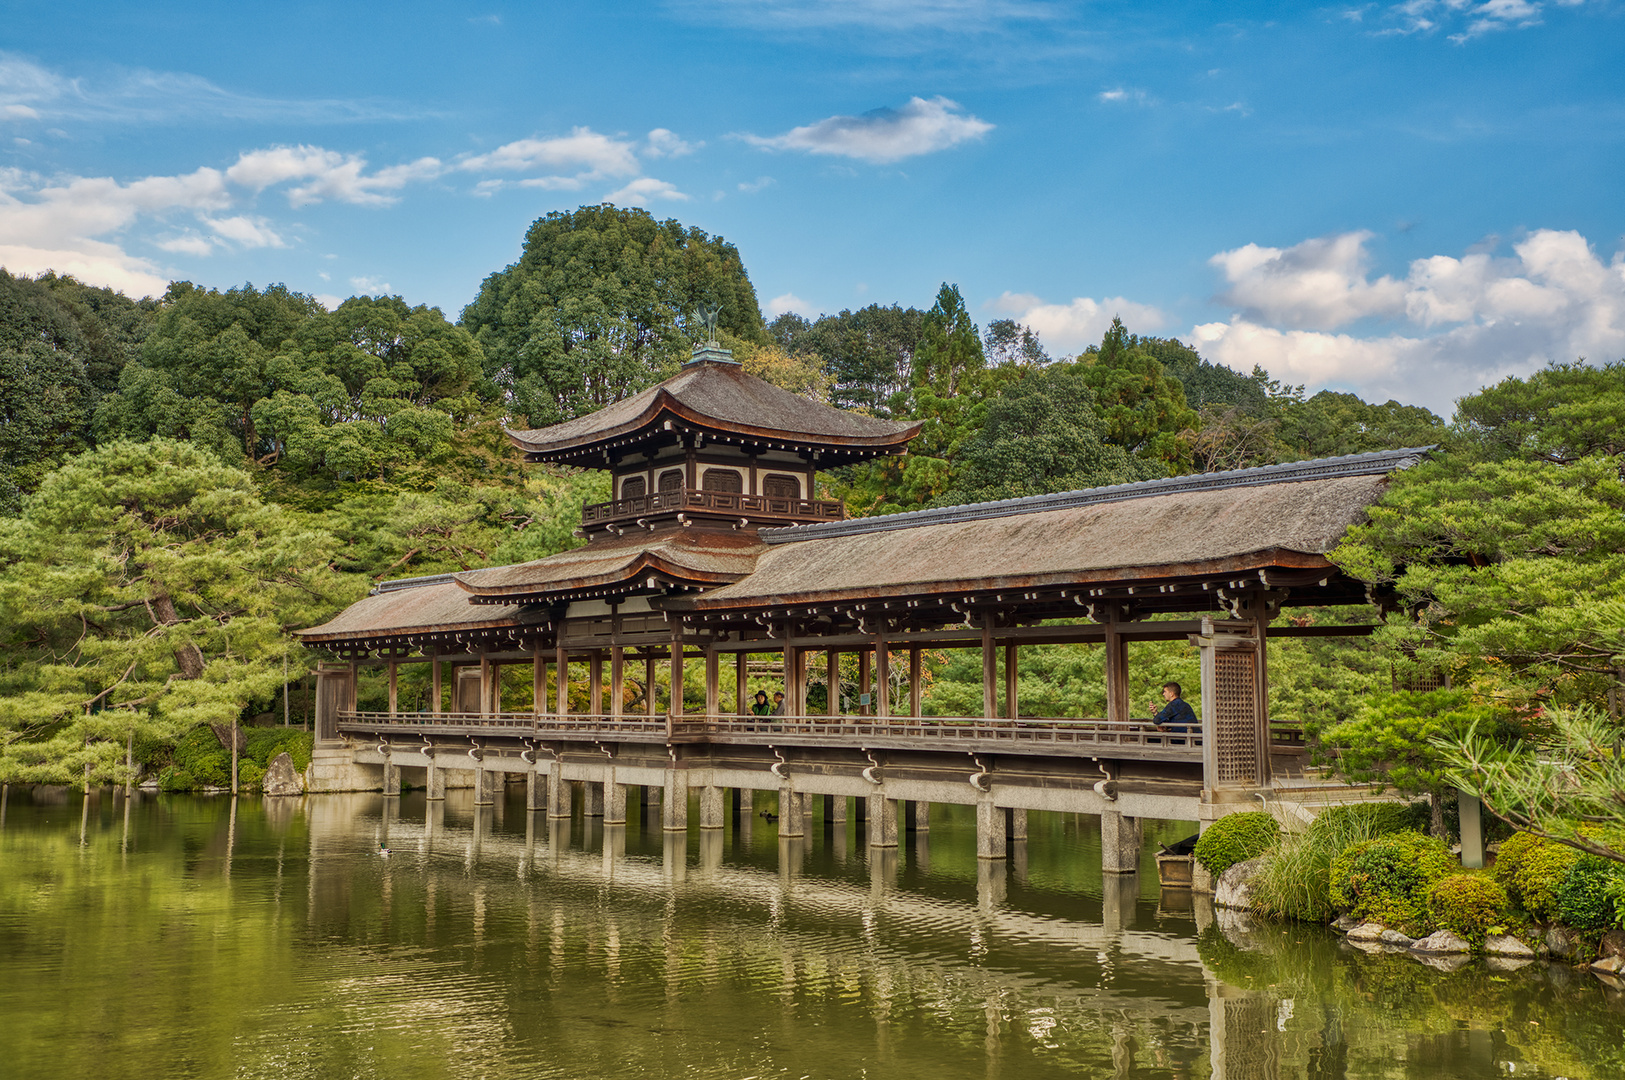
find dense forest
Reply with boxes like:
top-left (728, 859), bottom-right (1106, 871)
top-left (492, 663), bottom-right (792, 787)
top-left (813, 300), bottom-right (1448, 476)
top-left (0, 205), bottom-right (1620, 849)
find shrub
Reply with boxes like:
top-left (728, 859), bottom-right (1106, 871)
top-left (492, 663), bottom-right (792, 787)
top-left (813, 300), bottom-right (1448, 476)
top-left (1252, 801), bottom-right (1428, 923)
top-left (1309, 801), bottom-right (1428, 841)
top-left (1495, 832), bottom-right (1581, 921)
top-left (1555, 855), bottom-right (1625, 933)
top-left (172, 726), bottom-right (231, 787)
top-left (1428, 874), bottom-right (1508, 944)
top-left (245, 727), bottom-right (313, 772)
top-left (1329, 831), bottom-right (1452, 933)
top-left (1194, 811), bottom-right (1280, 877)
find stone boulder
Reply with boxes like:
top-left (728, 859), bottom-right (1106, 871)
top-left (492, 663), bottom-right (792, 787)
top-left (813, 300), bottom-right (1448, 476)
top-left (1331, 914), bottom-right (1360, 932)
top-left (1214, 856), bottom-right (1268, 910)
top-left (1345, 922), bottom-right (1387, 943)
top-left (1484, 934), bottom-right (1535, 958)
top-left (1412, 930), bottom-right (1471, 955)
top-left (1544, 926), bottom-right (1587, 961)
top-left (1598, 929), bottom-right (1625, 962)
top-left (1379, 929), bottom-right (1416, 947)
top-left (262, 752), bottom-right (304, 797)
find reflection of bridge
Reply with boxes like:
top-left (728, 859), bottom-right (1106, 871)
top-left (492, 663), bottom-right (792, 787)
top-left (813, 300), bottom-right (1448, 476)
top-left (302, 792), bottom-right (1286, 1080)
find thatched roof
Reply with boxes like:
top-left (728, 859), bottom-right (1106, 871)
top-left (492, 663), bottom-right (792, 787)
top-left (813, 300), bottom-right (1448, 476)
top-left (454, 527), bottom-right (766, 603)
top-left (506, 357), bottom-right (919, 466)
top-left (681, 449), bottom-right (1428, 612)
top-left (298, 581), bottom-right (522, 643)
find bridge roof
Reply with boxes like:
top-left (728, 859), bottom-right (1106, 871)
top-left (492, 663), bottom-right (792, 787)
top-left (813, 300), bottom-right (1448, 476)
top-left (505, 357), bottom-right (920, 467)
top-left (677, 448), bottom-right (1427, 613)
top-left (454, 526), bottom-right (766, 605)
top-left (297, 580), bottom-right (523, 645)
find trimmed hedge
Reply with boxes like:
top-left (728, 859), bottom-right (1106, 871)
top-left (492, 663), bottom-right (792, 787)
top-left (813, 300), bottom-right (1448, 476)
top-left (1329, 830), bottom-right (1452, 933)
top-left (1494, 832), bottom-right (1581, 922)
top-left (1555, 855), bottom-right (1625, 933)
top-left (1194, 811), bottom-right (1280, 877)
top-left (1428, 873), bottom-right (1507, 944)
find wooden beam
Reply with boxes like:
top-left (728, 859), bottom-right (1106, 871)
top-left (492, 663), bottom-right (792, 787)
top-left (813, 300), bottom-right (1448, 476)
top-left (1104, 621), bottom-right (1129, 725)
top-left (669, 625), bottom-right (683, 736)
top-left (646, 653), bottom-right (657, 717)
top-left (387, 662), bottom-right (398, 716)
top-left (981, 616), bottom-right (996, 720)
top-left (1004, 643), bottom-right (1017, 721)
top-left (705, 645), bottom-right (719, 717)
top-left (556, 646), bottom-right (569, 718)
top-left (909, 647), bottom-right (921, 718)
top-left (874, 633), bottom-right (889, 719)
top-left (479, 654), bottom-right (492, 718)
top-left (532, 641), bottom-right (544, 717)
top-left (590, 650), bottom-right (603, 717)
top-left (611, 646), bottom-right (624, 720)
top-left (735, 651), bottom-right (747, 717)
top-left (430, 649), bottom-right (441, 715)
top-left (859, 647), bottom-right (871, 716)
top-left (826, 649), bottom-right (839, 716)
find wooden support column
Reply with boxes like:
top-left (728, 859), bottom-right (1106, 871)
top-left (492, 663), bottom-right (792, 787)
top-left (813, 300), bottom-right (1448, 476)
top-left (1104, 620), bottom-right (1129, 726)
top-left (669, 626), bottom-right (684, 737)
top-left (981, 615), bottom-right (996, 719)
top-left (873, 633), bottom-right (890, 718)
top-left (555, 646), bottom-right (569, 718)
top-left (645, 654), bottom-right (657, 717)
top-left (479, 654), bottom-right (492, 718)
top-left (1253, 608), bottom-right (1273, 788)
top-left (826, 649), bottom-right (839, 716)
top-left (705, 646), bottom-right (719, 717)
top-left (909, 648), bottom-right (922, 719)
top-left (858, 648), bottom-right (871, 716)
top-left (589, 651), bottom-right (603, 717)
top-left (610, 646), bottom-right (624, 720)
top-left (735, 651), bottom-right (748, 716)
top-left (387, 662), bottom-right (398, 716)
top-left (1004, 643), bottom-right (1017, 720)
top-left (782, 621), bottom-right (799, 717)
top-left (430, 649), bottom-right (441, 715)
top-left (532, 641), bottom-right (545, 716)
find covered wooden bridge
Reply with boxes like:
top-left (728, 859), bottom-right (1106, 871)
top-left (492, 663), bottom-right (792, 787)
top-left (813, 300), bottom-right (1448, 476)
top-left (299, 340), bottom-right (1422, 871)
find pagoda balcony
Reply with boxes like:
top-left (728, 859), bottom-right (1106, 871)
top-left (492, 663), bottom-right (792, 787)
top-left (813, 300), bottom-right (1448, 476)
top-left (581, 487), bottom-right (846, 528)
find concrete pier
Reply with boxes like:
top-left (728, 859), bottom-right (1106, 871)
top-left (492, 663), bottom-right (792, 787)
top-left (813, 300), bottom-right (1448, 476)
top-left (525, 770), bottom-right (546, 811)
top-left (425, 758), bottom-right (445, 800)
top-left (381, 759), bottom-right (401, 797)
top-left (1101, 810), bottom-right (1143, 874)
top-left (699, 785), bottom-right (725, 830)
top-left (547, 772), bottom-right (573, 819)
top-left (474, 765), bottom-right (497, 806)
top-left (977, 795), bottom-right (1005, 860)
top-left (584, 781), bottom-right (605, 818)
top-left (778, 786), bottom-right (806, 838)
top-left (603, 775), bottom-right (627, 825)
top-left (661, 773), bottom-right (688, 832)
top-left (867, 792), bottom-right (897, 848)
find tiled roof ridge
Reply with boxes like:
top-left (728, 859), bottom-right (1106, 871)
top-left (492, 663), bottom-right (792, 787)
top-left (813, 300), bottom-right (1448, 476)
top-left (370, 572), bottom-right (460, 596)
top-left (761, 446), bottom-right (1434, 546)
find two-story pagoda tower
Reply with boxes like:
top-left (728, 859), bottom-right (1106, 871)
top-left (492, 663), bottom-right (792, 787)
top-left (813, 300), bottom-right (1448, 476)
top-left (451, 339), bottom-right (919, 613)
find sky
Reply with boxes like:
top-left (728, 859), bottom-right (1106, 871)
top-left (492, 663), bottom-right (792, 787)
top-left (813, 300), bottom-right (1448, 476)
top-left (3, 0), bottom-right (1623, 412)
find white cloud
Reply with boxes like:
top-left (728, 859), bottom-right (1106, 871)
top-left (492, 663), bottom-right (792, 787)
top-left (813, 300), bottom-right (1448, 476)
top-left (989, 291), bottom-right (1167, 353)
top-left (203, 214), bottom-right (285, 248)
top-left (743, 96), bottom-right (992, 164)
top-left (677, 0), bottom-right (1055, 32)
top-left (1210, 231), bottom-right (1408, 329)
top-left (154, 234), bottom-right (215, 256)
top-left (349, 276), bottom-right (391, 294)
top-left (644, 128), bottom-right (699, 158)
top-left (602, 177), bottom-right (690, 206)
top-left (1194, 228), bottom-right (1625, 409)
top-left (1098, 88), bottom-right (1148, 104)
top-left (767, 292), bottom-right (815, 318)
top-left (1369, 0), bottom-right (1586, 42)
top-left (226, 145), bottom-right (442, 207)
top-left (737, 176), bottom-right (775, 193)
top-left (458, 129), bottom-right (640, 185)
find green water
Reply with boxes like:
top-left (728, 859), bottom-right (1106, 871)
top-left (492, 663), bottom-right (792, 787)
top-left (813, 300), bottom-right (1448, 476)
top-left (0, 786), bottom-right (1620, 1079)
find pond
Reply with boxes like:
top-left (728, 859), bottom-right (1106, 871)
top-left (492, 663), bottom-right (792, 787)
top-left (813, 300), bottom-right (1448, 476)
top-left (0, 786), bottom-right (1619, 1079)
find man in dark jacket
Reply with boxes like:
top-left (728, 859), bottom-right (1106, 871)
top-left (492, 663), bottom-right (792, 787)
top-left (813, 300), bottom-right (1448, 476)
top-left (1151, 682), bottom-right (1196, 737)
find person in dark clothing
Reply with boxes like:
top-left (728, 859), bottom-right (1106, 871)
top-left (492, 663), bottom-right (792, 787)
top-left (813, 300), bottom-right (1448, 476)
top-left (751, 690), bottom-right (772, 717)
top-left (1151, 682), bottom-right (1197, 736)
top-left (770, 692), bottom-right (786, 718)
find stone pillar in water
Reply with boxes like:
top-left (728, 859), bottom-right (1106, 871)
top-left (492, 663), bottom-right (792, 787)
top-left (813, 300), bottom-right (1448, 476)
top-left (661, 772), bottom-right (688, 832)
top-left (547, 772), bottom-right (572, 819)
top-left (583, 780), bottom-right (605, 818)
top-left (381, 759), bottom-right (401, 797)
top-left (778, 786), bottom-right (805, 838)
top-left (603, 774), bottom-right (627, 825)
top-left (525, 769), bottom-right (546, 812)
top-left (425, 757), bottom-right (445, 801)
top-left (867, 792), bottom-right (898, 848)
top-left (1101, 809), bottom-right (1142, 874)
top-left (699, 785), bottom-right (725, 830)
top-left (976, 795), bottom-right (1005, 860)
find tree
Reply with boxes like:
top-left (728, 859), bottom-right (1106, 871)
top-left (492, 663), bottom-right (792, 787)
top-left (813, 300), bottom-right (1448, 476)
top-left (1454, 360), bottom-right (1625, 465)
top-left (942, 366), bottom-right (1156, 503)
top-left (774, 304), bottom-right (925, 416)
top-left (1275, 389), bottom-right (1445, 461)
top-left (1076, 317), bottom-right (1197, 471)
top-left (0, 440), bottom-right (355, 786)
top-left (983, 319), bottom-right (1049, 368)
top-left (461, 205), bottom-right (768, 427)
top-left (912, 284), bottom-right (985, 400)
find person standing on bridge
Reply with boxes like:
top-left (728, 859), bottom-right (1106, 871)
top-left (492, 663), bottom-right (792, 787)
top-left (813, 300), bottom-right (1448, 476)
top-left (1151, 682), bottom-right (1196, 739)
top-left (770, 691), bottom-right (786, 719)
top-left (751, 690), bottom-right (772, 717)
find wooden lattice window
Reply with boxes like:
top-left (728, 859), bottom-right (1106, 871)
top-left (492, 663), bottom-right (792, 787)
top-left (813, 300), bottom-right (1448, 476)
top-left (620, 476), bottom-right (646, 499)
top-left (702, 468), bottom-right (743, 493)
top-left (1213, 649), bottom-right (1259, 785)
top-left (658, 469), bottom-right (684, 493)
top-left (763, 473), bottom-right (800, 499)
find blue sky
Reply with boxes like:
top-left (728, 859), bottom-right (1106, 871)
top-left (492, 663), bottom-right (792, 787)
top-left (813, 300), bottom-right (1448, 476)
top-left (3, 0), bottom-right (1622, 410)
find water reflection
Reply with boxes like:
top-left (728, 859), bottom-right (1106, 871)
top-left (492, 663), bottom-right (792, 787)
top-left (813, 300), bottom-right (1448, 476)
top-left (0, 785), bottom-right (1620, 1080)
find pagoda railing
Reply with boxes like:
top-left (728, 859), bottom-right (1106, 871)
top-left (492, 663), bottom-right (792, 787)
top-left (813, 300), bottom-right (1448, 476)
top-left (581, 487), bottom-right (845, 527)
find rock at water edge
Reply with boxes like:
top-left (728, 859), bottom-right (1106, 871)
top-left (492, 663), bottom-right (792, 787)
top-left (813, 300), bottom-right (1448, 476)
top-left (1379, 929), bottom-right (1416, 947)
top-left (262, 752), bottom-right (304, 797)
top-left (1599, 929), bottom-right (1625, 962)
top-left (1484, 934), bottom-right (1535, 958)
top-left (1412, 930), bottom-right (1471, 955)
top-left (1345, 923), bottom-right (1386, 943)
top-left (1214, 857), bottom-right (1268, 910)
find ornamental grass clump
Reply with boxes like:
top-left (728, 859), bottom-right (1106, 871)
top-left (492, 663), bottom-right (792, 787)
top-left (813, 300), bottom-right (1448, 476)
top-left (1250, 801), bottom-right (1427, 923)
top-left (1194, 811), bottom-right (1280, 878)
top-left (1428, 874), bottom-right (1508, 945)
top-left (1494, 832), bottom-right (1581, 922)
top-left (1328, 830), bottom-right (1452, 934)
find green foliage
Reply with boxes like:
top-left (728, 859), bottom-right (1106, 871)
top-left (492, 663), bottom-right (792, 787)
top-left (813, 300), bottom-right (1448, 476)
top-left (462, 205), bottom-right (766, 427)
top-left (155, 725), bottom-right (312, 791)
top-left (1555, 855), bottom-right (1625, 932)
top-left (1493, 832), bottom-right (1581, 921)
top-left (1328, 831), bottom-right (1452, 933)
top-left (911, 283), bottom-right (985, 400)
top-left (1274, 390), bottom-right (1444, 462)
top-left (771, 304), bottom-right (923, 415)
top-left (1455, 359), bottom-right (1625, 464)
top-left (1427, 874), bottom-right (1508, 944)
top-left (1314, 689), bottom-right (1514, 800)
top-left (1250, 802), bottom-right (1428, 923)
top-left (1076, 317), bottom-right (1198, 471)
top-left (1194, 811), bottom-right (1280, 877)
top-left (0, 439), bottom-right (354, 785)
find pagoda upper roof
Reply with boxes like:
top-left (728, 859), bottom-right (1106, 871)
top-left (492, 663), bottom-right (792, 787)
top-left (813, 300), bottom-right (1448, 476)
top-left (506, 357), bottom-right (920, 467)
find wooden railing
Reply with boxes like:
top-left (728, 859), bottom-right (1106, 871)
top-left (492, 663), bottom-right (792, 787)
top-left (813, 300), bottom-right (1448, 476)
top-left (337, 711), bottom-right (1202, 758)
top-left (580, 487), bottom-right (844, 526)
